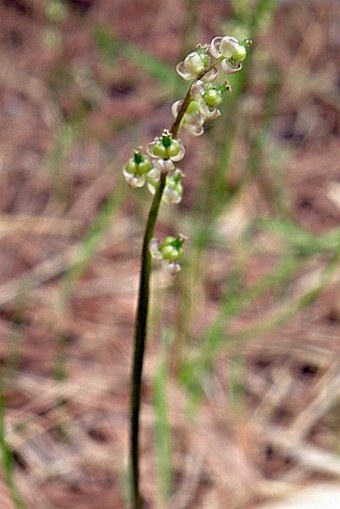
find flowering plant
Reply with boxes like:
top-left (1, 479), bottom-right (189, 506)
top-left (124, 34), bottom-right (250, 509)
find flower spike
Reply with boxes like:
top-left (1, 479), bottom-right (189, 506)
top-left (122, 34), bottom-right (248, 272)
top-left (176, 48), bottom-right (210, 80)
top-left (150, 234), bottom-right (187, 274)
top-left (122, 150), bottom-right (154, 188)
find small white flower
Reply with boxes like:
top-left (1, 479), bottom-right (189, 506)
top-left (209, 36), bottom-right (247, 74)
top-left (152, 158), bottom-right (176, 174)
top-left (122, 150), bottom-right (154, 188)
top-left (191, 80), bottom-right (221, 120)
top-left (163, 261), bottom-right (181, 275)
top-left (176, 50), bottom-right (210, 80)
top-left (148, 169), bottom-right (184, 204)
top-left (149, 238), bottom-right (163, 260)
top-left (172, 99), bottom-right (205, 136)
top-left (210, 36), bottom-right (239, 59)
top-left (122, 170), bottom-right (145, 188)
top-left (219, 58), bottom-right (242, 74)
top-left (147, 130), bottom-right (185, 170)
top-left (149, 234), bottom-right (187, 274)
top-left (163, 169), bottom-right (184, 204)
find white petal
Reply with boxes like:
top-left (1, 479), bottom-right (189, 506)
top-left (186, 110), bottom-right (204, 125)
top-left (209, 36), bottom-right (222, 58)
top-left (219, 36), bottom-right (239, 58)
top-left (176, 61), bottom-right (196, 80)
top-left (184, 52), bottom-right (205, 75)
top-left (170, 142), bottom-right (185, 162)
top-left (191, 80), bottom-right (205, 99)
top-left (185, 123), bottom-right (204, 136)
top-left (171, 100), bottom-right (183, 118)
top-left (199, 101), bottom-right (221, 120)
top-left (153, 158), bottom-right (175, 173)
top-left (202, 66), bottom-right (218, 82)
top-left (148, 168), bottom-right (161, 180)
top-left (220, 59), bottom-right (242, 74)
top-left (122, 170), bottom-right (145, 188)
top-left (146, 139), bottom-right (158, 157)
top-left (145, 168), bottom-right (160, 192)
top-left (163, 261), bottom-right (181, 275)
top-left (149, 239), bottom-right (163, 259)
top-left (162, 188), bottom-right (182, 204)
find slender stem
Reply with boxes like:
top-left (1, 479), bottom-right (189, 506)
top-left (130, 174), bottom-right (166, 509)
top-left (170, 86), bottom-right (193, 138)
top-left (129, 59), bottom-right (219, 508)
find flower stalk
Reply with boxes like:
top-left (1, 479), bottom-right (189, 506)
top-left (129, 108), bottom-right (187, 509)
top-left (126, 35), bottom-right (250, 509)
top-left (130, 173), bottom-right (166, 509)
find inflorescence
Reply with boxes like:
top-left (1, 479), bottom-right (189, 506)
top-left (122, 35), bottom-right (249, 274)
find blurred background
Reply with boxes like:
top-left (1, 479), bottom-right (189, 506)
top-left (0, 1), bottom-right (340, 508)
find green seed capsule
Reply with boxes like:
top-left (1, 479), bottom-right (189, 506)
top-left (204, 89), bottom-right (222, 107)
top-left (152, 143), bottom-right (168, 159)
top-left (126, 159), bottom-right (138, 174)
top-left (138, 159), bottom-right (152, 174)
top-left (231, 45), bottom-right (247, 62)
top-left (167, 139), bottom-right (181, 158)
top-left (161, 245), bottom-right (179, 261)
top-left (126, 156), bottom-right (152, 175)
